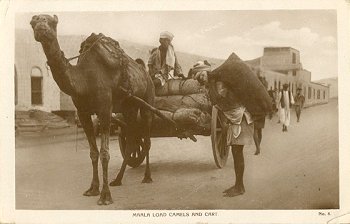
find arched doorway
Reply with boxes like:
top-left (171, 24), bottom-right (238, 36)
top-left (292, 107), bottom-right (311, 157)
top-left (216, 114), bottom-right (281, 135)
top-left (31, 66), bottom-right (43, 105)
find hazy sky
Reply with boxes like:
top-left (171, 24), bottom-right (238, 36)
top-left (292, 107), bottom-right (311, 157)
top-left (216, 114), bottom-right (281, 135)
top-left (16, 10), bottom-right (337, 80)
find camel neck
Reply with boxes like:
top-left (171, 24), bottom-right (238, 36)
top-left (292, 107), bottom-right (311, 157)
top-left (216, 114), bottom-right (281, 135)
top-left (40, 38), bottom-right (76, 96)
top-left (42, 39), bottom-right (65, 65)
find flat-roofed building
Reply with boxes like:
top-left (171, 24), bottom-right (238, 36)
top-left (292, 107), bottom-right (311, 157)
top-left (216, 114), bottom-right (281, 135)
top-left (245, 47), bottom-right (329, 107)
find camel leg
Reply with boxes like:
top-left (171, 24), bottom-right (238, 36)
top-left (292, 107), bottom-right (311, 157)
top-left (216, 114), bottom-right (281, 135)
top-left (97, 109), bottom-right (113, 205)
top-left (253, 127), bottom-right (261, 155)
top-left (110, 105), bottom-right (139, 186)
top-left (141, 108), bottom-right (153, 183)
top-left (78, 111), bottom-right (100, 197)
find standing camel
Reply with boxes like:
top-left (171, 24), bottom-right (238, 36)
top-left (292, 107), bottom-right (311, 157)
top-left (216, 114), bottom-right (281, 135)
top-left (30, 14), bottom-right (155, 205)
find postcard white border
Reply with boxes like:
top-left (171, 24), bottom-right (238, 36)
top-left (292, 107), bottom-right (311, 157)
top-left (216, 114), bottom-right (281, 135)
top-left (1, 0), bottom-right (349, 223)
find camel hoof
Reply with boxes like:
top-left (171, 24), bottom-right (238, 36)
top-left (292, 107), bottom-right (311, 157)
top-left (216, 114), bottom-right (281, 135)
top-left (254, 151), bottom-right (260, 155)
top-left (109, 179), bottom-right (122, 186)
top-left (97, 190), bottom-right (113, 205)
top-left (83, 187), bottom-right (100, 196)
top-left (142, 176), bottom-right (153, 183)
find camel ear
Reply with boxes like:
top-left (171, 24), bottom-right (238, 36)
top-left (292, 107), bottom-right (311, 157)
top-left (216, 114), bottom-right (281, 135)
top-left (53, 15), bottom-right (58, 24)
top-left (30, 15), bottom-right (38, 27)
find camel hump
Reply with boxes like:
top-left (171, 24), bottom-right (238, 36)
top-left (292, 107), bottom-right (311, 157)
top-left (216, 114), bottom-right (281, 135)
top-left (135, 58), bottom-right (146, 68)
top-left (80, 32), bottom-right (128, 69)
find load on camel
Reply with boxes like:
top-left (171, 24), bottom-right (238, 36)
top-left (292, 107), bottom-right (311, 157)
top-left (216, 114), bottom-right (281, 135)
top-left (30, 14), bottom-right (157, 205)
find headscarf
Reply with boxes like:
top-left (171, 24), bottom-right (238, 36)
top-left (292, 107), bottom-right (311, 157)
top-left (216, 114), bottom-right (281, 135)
top-left (160, 31), bottom-right (174, 41)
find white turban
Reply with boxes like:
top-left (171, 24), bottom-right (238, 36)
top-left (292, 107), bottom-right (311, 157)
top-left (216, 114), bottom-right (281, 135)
top-left (160, 31), bottom-right (174, 41)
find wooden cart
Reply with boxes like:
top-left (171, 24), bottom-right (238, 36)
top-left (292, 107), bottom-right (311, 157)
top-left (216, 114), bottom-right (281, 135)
top-left (115, 103), bottom-right (230, 169)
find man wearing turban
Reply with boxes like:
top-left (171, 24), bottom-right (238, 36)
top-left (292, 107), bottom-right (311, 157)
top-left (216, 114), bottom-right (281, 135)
top-left (148, 31), bottom-right (184, 87)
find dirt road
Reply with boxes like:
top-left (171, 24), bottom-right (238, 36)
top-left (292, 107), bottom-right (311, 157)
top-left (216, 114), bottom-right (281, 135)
top-left (15, 99), bottom-right (339, 209)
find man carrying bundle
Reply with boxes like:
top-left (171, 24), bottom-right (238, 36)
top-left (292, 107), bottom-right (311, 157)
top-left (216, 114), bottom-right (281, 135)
top-left (195, 53), bottom-right (272, 197)
top-left (148, 31), bottom-right (184, 88)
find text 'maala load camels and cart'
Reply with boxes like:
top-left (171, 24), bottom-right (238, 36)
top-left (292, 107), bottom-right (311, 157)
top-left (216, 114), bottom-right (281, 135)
top-left (30, 14), bottom-right (272, 205)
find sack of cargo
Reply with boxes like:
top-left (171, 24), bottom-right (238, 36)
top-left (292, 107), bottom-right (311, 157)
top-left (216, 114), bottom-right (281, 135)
top-left (208, 52), bottom-right (273, 116)
top-left (154, 93), bottom-right (211, 112)
top-left (153, 108), bottom-right (211, 128)
top-left (155, 79), bottom-right (205, 96)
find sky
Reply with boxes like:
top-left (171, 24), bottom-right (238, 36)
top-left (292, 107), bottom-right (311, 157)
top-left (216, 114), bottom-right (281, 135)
top-left (16, 10), bottom-right (337, 80)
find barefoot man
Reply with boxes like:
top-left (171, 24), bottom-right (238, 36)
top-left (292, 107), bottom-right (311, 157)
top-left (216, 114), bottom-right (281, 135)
top-left (193, 61), bottom-right (254, 197)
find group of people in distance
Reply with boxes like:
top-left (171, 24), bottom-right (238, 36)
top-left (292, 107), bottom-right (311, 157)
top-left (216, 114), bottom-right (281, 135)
top-left (147, 31), bottom-right (305, 197)
top-left (270, 84), bottom-right (305, 132)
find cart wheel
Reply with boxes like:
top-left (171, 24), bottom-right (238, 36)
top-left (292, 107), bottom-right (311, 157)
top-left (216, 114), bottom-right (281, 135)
top-left (117, 127), bottom-right (146, 168)
top-left (211, 106), bottom-right (230, 168)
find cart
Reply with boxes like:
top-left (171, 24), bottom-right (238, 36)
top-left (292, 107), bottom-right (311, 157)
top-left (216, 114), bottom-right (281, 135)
top-left (114, 90), bottom-right (230, 169)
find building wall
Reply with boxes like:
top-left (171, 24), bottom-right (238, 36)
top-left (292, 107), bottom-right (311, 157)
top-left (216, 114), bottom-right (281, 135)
top-left (261, 47), bottom-right (302, 71)
top-left (60, 92), bottom-right (76, 111)
top-left (303, 82), bottom-right (329, 107)
top-left (15, 31), bottom-right (61, 112)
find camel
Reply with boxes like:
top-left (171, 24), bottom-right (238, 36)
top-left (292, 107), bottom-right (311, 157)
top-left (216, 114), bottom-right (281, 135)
top-left (30, 14), bottom-right (155, 205)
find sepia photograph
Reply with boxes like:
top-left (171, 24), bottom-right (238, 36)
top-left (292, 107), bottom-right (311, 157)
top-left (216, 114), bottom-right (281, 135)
top-left (1, 0), bottom-right (350, 223)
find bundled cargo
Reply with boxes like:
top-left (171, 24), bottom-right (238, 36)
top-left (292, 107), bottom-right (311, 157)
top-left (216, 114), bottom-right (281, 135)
top-left (155, 79), bottom-right (206, 96)
top-left (208, 53), bottom-right (273, 116)
top-left (151, 108), bottom-right (211, 137)
top-left (154, 93), bottom-right (211, 113)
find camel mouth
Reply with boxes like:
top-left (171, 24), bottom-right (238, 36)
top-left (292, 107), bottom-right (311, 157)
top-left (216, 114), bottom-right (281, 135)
top-left (32, 24), bottom-right (55, 42)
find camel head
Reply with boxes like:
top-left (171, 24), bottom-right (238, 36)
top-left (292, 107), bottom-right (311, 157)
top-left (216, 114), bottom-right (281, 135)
top-left (30, 14), bottom-right (58, 42)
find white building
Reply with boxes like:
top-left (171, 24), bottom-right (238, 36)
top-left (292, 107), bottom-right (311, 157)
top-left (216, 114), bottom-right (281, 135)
top-left (245, 47), bottom-right (329, 107)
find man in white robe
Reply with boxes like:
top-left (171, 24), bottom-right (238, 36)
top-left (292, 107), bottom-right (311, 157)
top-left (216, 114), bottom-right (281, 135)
top-left (278, 83), bottom-right (294, 132)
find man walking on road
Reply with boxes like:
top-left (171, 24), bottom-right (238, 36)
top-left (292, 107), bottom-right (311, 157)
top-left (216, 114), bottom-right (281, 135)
top-left (278, 83), bottom-right (294, 132)
top-left (294, 87), bottom-right (305, 122)
top-left (274, 87), bottom-right (282, 123)
top-left (253, 75), bottom-right (269, 155)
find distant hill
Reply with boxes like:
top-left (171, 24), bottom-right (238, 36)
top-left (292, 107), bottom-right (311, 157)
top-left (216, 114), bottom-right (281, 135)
top-left (314, 77), bottom-right (338, 98)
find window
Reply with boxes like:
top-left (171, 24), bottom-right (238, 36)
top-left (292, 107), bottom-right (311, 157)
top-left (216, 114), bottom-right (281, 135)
top-left (308, 87), bottom-right (311, 99)
top-left (31, 67), bottom-right (43, 105)
top-left (274, 80), bottom-right (277, 90)
top-left (317, 90), bottom-right (320, 99)
top-left (313, 89), bottom-right (315, 99)
top-left (292, 70), bottom-right (296, 76)
top-left (304, 87), bottom-right (306, 96)
top-left (323, 91), bottom-right (326, 99)
top-left (292, 52), bottom-right (296, 64)
top-left (278, 81), bottom-right (281, 90)
top-left (292, 83), bottom-right (294, 94)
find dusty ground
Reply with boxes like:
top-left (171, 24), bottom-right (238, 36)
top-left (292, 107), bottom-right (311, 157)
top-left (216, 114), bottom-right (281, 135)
top-left (15, 99), bottom-right (339, 210)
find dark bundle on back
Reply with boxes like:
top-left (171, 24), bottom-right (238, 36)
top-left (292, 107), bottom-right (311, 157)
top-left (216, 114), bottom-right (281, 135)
top-left (208, 53), bottom-right (272, 116)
